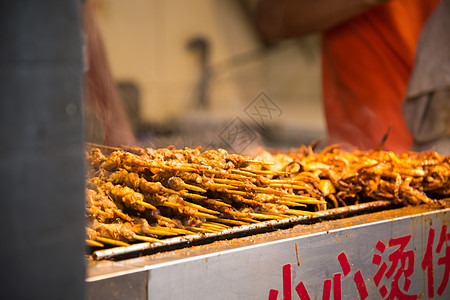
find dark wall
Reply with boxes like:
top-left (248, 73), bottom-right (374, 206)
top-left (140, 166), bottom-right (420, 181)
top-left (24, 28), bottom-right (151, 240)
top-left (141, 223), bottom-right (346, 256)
top-left (0, 1), bottom-right (86, 299)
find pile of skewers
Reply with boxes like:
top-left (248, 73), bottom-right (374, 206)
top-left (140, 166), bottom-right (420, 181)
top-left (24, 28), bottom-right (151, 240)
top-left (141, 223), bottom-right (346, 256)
top-left (85, 144), bottom-right (449, 248)
top-left (258, 144), bottom-right (449, 207)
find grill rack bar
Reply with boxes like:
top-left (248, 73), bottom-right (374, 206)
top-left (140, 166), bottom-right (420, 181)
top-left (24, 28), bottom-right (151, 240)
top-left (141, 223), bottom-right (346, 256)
top-left (92, 200), bottom-right (394, 261)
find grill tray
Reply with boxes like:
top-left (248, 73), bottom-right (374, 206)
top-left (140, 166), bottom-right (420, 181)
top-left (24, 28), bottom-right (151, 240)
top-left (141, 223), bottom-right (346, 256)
top-left (92, 200), bottom-right (394, 261)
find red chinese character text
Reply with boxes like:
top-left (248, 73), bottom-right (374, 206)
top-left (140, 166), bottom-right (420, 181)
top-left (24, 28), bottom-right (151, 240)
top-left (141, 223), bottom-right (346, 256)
top-left (372, 235), bottom-right (417, 299)
top-left (270, 251), bottom-right (368, 299)
top-left (422, 225), bottom-right (450, 297)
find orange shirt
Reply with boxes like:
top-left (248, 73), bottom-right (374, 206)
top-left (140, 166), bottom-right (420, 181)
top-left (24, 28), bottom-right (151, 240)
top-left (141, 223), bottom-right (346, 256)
top-left (322, 0), bottom-right (441, 152)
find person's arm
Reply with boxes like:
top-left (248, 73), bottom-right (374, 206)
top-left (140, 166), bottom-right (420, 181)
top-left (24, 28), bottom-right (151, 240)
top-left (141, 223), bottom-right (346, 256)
top-left (82, 1), bottom-right (137, 147)
top-left (255, 0), bottom-right (390, 41)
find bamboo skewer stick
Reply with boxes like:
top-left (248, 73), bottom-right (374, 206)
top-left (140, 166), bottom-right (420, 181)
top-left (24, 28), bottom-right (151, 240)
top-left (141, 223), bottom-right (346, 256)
top-left (203, 198), bottom-right (232, 207)
top-left (193, 211), bottom-right (218, 219)
top-left (201, 169), bottom-right (256, 180)
top-left (179, 183), bottom-right (207, 193)
top-left (241, 169), bottom-right (287, 176)
top-left (143, 163), bottom-right (198, 173)
top-left (181, 201), bottom-right (220, 215)
top-left (285, 209), bottom-right (321, 216)
top-left (203, 222), bottom-right (230, 229)
top-left (251, 186), bottom-right (289, 195)
top-left (260, 212), bottom-right (290, 219)
top-left (185, 226), bottom-right (217, 233)
top-left (249, 213), bottom-right (285, 220)
top-left (154, 214), bottom-right (178, 225)
top-left (277, 200), bottom-right (307, 207)
top-left (269, 183), bottom-right (312, 190)
top-left (180, 192), bottom-right (207, 200)
top-left (95, 237), bottom-right (130, 247)
top-left (204, 182), bottom-right (239, 190)
top-left (214, 182), bottom-right (315, 204)
top-left (230, 169), bottom-right (260, 177)
top-left (225, 190), bottom-right (253, 197)
top-left (160, 186), bottom-right (188, 195)
top-left (214, 218), bottom-right (249, 226)
top-left (170, 166), bottom-right (199, 172)
top-left (199, 224), bottom-right (223, 232)
top-left (143, 228), bottom-right (180, 236)
top-left (159, 199), bottom-right (221, 219)
top-left (112, 209), bottom-right (133, 222)
top-left (224, 210), bottom-right (251, 218)
top-left (86, 239), bottom-right (104, 247)
top-left (281, 195), bottom-right (327, 204)
top-left (167, 228), bottom-right (197, 235)
top-left (159, 201), bottom-right (184, 210)
top-left (201, 223), bottom-right (227, 231)
top-left (136, 200), bottom-right (157, 210)
top-left (238, 217), bottom-right (260, 223)
top-left (213, 178), bottom-right (250, 187)
top-left (143, 226), bottom-right (195, 236)
top-left (233, 197), bottom-right (263, 206)
top-left (269, 179), bottom-right (317, 188)
top-left (132, 234), bottom-right (162, 243)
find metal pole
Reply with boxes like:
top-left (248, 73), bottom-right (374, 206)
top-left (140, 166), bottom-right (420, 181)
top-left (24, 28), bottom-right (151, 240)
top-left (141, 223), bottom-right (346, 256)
top-left (0, 1), bottom-right (85, 299)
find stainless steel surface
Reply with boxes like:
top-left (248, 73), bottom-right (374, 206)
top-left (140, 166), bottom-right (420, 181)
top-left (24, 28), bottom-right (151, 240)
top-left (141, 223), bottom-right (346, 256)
top-left (86, 204), bottom-right (450, 299)
top-left (92, 200), bottom-right (393, 261)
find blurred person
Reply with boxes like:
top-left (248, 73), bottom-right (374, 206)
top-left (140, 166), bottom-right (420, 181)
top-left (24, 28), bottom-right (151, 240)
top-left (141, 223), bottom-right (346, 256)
top-left (403, 0), bottom-right (450, 154)
top-left (256, 0), bottom-right (449, 154)
top-left (82, 0), bottom-right (137, 147)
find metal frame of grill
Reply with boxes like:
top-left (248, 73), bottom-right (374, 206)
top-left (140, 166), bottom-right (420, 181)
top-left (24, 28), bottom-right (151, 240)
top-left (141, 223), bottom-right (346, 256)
top-left (86, 204), bottom-right (450, 300)
top-left (91, 200), bottom-right (394, 261)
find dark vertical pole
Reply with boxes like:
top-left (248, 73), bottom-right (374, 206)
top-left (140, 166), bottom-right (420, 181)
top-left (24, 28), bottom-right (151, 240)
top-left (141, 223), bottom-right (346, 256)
top-left (187, 37), bottom-right (210, 110)
top-left (0, 1), bottom-right (85, 299)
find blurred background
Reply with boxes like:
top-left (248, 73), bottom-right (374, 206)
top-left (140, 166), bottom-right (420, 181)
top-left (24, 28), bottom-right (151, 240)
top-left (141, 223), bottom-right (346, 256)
top-left (85, 0), bottom-right (326, 154)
